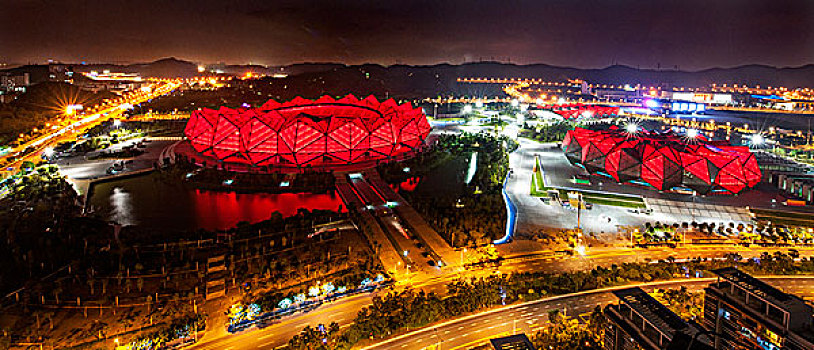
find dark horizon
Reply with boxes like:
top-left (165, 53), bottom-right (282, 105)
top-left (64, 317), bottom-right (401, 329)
top-left (2, 0), bottom-right (812, 70)
top-left (7, 56), bottom-right (814, 74)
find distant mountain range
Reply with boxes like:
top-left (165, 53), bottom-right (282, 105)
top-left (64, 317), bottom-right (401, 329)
top-left (65, 57), bottom-right (814, 88)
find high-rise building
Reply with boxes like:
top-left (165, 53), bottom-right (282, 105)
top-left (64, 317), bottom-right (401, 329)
top-left (604, 287), bottom-right (714, 350)
top-left (704, 267), bottom-right (814, 350)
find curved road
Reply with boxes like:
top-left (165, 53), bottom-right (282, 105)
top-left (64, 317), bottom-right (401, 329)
top-left (362, 276), bottom-right (814, 350)
top-left (188, 273), bottom-right (814, 350)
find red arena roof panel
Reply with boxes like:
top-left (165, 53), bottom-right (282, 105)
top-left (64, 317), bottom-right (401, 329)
top-left (184, 95), bottom-right (431, 168)
top-left (562, 126), bottom-right (761, 194)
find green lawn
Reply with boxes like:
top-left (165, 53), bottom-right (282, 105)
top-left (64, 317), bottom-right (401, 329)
top-left (582, 196), bottom-right (647, 208)
top-left (530, 157), bottom-right (553, 196)
top-left (528, 156), bottom-right (646, 208)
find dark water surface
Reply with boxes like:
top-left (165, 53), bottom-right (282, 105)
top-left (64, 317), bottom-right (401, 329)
top-left (88, 172), bottom-right (344, 231)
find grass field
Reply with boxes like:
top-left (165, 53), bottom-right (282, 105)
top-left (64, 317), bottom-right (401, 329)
top-left (528, 156), bottom-right (647, 208)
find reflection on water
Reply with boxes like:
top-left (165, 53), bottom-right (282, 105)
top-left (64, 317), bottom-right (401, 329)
top-left (110, 187), bottom-right (137, 226)
top-left (390, 177), bottom-right (421, 193)
top-left (190, 190), bottom-right (345, 231)
top-left (89, 173), bottom-right (345, 231)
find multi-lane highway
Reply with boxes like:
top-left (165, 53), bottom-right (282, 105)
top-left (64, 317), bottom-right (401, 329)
top-left (362, 276), bottom-right (814, 350)
top-left (185, 242), bottom-right (814, 350)
top-left (187, 274), bottom-right (814, 350)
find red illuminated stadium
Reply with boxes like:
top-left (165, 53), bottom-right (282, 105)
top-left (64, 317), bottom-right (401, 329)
top-left (183, 95), bottom-right (431, 169)
top-left (562, 126), bottom-right (761, 194)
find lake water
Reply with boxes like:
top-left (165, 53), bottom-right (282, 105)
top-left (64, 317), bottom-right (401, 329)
top-left (88, 172), bottom-right (344, 231)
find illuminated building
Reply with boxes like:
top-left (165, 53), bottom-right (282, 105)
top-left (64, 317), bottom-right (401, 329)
top-left (604, 287), bottom-right (713, 350)
top-left (184, 95), bottom-right (431, 168)
top-left (704, 268), bottom-right (814, 350)
top-left (562, 126), bottom-right (761, 194)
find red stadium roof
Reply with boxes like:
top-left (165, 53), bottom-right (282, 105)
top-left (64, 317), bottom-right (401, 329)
top-left (563, 126), bottom-right (761, 194)
top-left (184, 95), bottom-right (431, 168)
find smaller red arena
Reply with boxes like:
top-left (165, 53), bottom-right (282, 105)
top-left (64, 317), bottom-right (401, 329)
top-left (184, 95), bottom-right (431, 169)
top-left (563, 126), bottom-right (761, 194)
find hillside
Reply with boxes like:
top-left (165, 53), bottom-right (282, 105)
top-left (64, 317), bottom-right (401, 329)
top-left (66, 57), bottom-right (814, 87)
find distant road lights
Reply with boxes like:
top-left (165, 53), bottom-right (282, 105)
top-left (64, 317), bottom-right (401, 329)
top-left (535, 98), bottom-right (544, 105)
top-left (43, 147), bottom-right (54, 158)
top-left (113, 119), bottom-right (122, 128)
top-left (475, 100), bottom-right (484, 108)
top-left (686, 128), bottom-right (699, 139)
top-left (463, 105), bottom-right (473, 114)
top-left (510, 99), bottom-right (519, 107)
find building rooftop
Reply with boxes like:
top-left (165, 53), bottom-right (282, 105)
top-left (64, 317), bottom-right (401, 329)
top-left (489, 334), bottom-right (536, 350)
top-left (612, 287), bottom-right (695, 337)
top-left (711, 267), bottom-right (807, 310)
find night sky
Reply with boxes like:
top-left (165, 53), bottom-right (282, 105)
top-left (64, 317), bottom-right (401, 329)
top-left (1, 0), bottom-right (812, 69)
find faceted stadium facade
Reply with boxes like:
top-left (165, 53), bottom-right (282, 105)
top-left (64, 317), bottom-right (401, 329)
top-left (184, 95), bottom-right (431, 168)
top-left (562, 127), bottom-right (761, 194)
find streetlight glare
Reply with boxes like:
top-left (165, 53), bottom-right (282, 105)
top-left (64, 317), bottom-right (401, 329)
top-left (686, 128), bottom-right (699, 138)
top-left (625, 122), bottom-right (639, 134)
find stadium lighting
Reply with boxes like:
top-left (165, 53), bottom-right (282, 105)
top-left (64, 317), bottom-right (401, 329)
top-left (750, 133), bottom-right (765, 146)
top-left (686, 128), bottom-right (699, 138)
